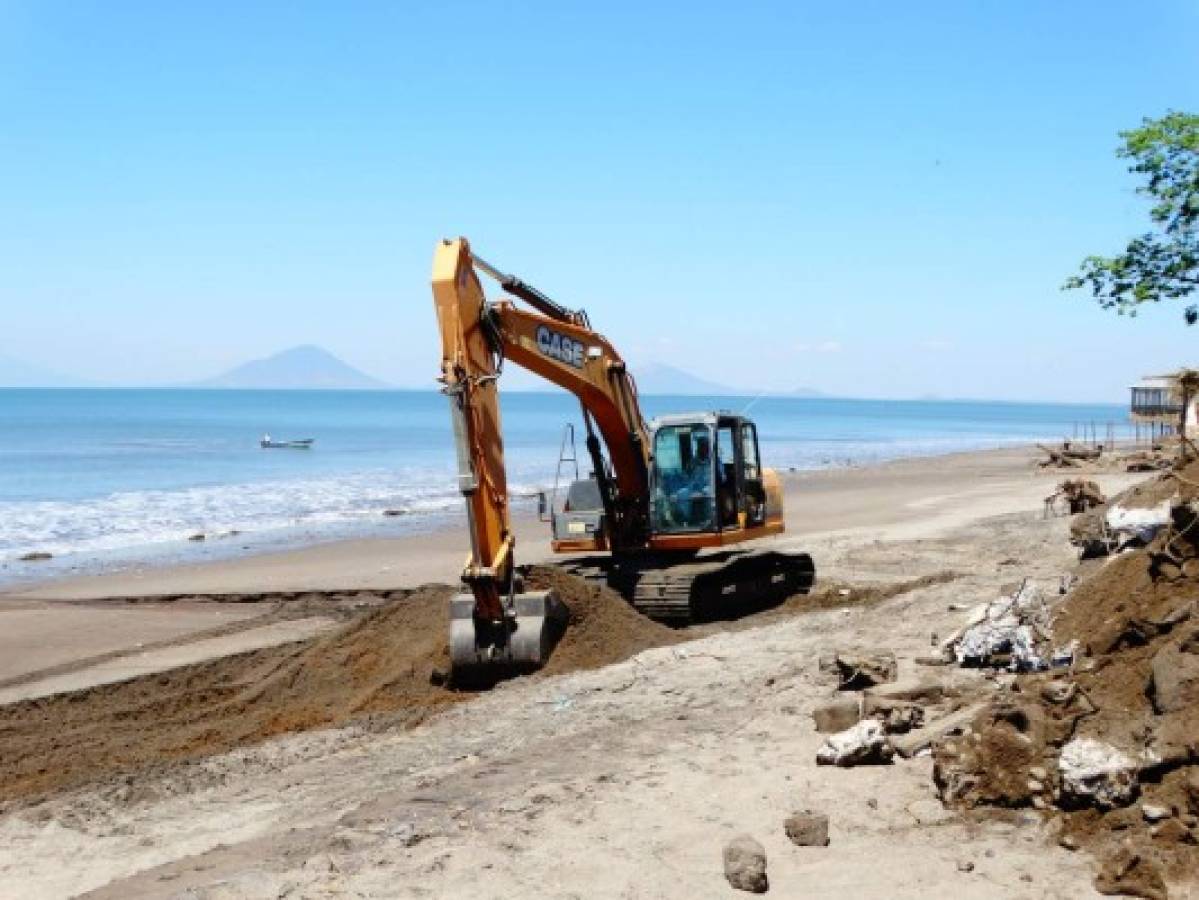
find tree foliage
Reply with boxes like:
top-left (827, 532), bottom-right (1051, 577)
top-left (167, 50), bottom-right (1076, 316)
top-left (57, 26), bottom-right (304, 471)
top-left (1064, 111), bottom-right (1199, 323)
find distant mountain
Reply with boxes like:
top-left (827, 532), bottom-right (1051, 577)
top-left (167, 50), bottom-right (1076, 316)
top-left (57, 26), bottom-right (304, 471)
top-left (632, 363), bottom-right (746, 396)
top-left (0, 352), bottom-right (84, 387)
top-left (193, 345), bottom-right (390, 389)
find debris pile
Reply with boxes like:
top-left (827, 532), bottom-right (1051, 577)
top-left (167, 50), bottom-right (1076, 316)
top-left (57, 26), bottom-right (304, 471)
top-left (936, 580), bottom-right (1072, 672)
top-left (1036, 441), bottom-right (1174, 474)
top-left (1125, 449), bottom-right (1173, 473)
top-left (931, 460), bottom-right (1199, 895)
top-left (1070, 470), bottom-right (1182, 558)
top-left (1045, 478), bottom-right (1106, 516)
top-left (1038, 441), bottom-right (1102, 469)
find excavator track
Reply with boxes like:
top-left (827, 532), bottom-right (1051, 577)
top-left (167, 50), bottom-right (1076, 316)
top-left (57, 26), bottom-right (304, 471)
top-left (554, 549), bottom-right (815, 625)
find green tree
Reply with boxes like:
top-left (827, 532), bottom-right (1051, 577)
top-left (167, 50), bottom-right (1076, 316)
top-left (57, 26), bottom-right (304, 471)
top-left (1064, 111), bottom-right (1198, 323)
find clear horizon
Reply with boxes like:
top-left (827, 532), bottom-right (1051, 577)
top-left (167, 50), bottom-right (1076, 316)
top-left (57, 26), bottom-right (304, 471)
top-left (2, 2), bottom-right (1197, 403)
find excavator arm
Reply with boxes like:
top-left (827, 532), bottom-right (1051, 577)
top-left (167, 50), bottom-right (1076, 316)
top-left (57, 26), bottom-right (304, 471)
top-left (431, 237), bottom-right (650, 675)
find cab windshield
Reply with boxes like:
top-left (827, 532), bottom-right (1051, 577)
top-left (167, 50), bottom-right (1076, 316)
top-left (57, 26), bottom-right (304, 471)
top-left (651, 424), bottom-right (715, 532)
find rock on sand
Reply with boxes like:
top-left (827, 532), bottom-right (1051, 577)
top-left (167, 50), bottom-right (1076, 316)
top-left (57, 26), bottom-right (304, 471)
top-left (723, 834), bottom-right (768, 893)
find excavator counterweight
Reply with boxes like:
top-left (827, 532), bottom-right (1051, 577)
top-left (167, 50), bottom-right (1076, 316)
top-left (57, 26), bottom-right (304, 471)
top-left (431, 238), bottom-right (814, 678)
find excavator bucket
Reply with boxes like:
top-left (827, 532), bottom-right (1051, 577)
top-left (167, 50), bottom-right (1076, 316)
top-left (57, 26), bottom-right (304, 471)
top-left (448, 589), bottom-right (569, 681)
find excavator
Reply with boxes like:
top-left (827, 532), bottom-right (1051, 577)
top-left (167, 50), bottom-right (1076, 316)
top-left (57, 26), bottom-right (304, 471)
top-left (432, 237), bottom-right (814, 678)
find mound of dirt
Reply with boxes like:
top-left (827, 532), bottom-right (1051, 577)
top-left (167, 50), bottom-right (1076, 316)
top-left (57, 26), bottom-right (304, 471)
top-left (0, 560), bottom-right (942, 808)
top-left (934, 463), bottom-right (1199, 892)
top-left (522, 565), bottom-right (682, 674)
top-left (0, 584), bottom-right (462, 806)
top-left (0, 570), bottom-right (694, 807)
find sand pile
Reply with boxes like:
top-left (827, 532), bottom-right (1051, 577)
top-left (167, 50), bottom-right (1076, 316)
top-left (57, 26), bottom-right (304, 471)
top-left (522, 565), bottom-right (682, 674)
top-left (0, 570), bottom-right (689, 806)
top-left (0, 584), bottom-right (462, 805)
top-left (934, 463), bottom-right (1199, 894)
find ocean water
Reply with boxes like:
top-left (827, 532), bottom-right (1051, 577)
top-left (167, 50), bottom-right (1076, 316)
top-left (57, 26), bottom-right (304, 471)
top-left (0, 389), bottom-right (1125, 581)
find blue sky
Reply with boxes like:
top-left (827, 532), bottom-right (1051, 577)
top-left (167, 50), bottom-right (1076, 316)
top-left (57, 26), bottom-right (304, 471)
top-left (1, 1), bottom-right (1196, 400)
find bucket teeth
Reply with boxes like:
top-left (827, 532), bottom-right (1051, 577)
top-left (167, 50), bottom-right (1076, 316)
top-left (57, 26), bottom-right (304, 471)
top-left (448, 590), bottom-right (568, 682)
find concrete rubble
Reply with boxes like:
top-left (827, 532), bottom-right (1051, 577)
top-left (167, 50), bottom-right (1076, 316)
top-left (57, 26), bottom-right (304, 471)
top-left (1106, 497), bottom-right (1175, 548)
top-left (861, 690), bottom-right (924, 733)
top-left (1046, 478), bottom-right (1106, 515)
top-left (816, 719), bottom-right (894, 767)
top-left (1057, 738), bottom-right (1139, 810)
top-left (939, 580), bottom-right (1069, 671)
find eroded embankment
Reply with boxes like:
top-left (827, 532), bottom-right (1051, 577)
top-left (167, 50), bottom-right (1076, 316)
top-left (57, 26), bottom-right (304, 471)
top-left (933, 461), bottom-right (1199, 894)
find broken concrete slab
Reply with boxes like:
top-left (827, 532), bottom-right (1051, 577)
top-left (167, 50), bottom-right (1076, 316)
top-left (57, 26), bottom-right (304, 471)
top-left (1141, 803), bottom-right (1171, 823)
top-left (1106, 497), bottom-right (1174, 546)
top-left (950, 580), bottom-right (1054, 671)
top-left (1058, 738), bottom-right (1139, 810)
top-left (816, 719), bottom-right (894, 767)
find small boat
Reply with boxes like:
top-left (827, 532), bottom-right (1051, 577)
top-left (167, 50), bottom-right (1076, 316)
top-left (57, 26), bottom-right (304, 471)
top-left (260, 433), bottom-right (314, 449)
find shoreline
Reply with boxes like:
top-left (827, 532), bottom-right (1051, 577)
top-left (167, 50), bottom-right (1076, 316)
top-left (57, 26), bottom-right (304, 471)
top-left (0, 442), bottom-right (1124, 602)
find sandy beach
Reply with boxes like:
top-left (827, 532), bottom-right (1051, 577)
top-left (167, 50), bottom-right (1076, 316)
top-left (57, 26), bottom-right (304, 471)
top-left (0, 445), bottom-right (1169, 898)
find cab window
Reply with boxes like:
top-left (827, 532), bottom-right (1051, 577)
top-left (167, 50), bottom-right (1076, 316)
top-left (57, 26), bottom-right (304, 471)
top-left (741, 423), bottom-right (761, 482)
top-left (651, 425), bottom-right (715, 532)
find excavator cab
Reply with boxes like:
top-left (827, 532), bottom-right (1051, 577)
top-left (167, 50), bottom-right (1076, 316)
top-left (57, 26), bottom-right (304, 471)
top-left (648, 413), bottom-right (772, 538)
top-left (551, 412), bottom-right (780, 550)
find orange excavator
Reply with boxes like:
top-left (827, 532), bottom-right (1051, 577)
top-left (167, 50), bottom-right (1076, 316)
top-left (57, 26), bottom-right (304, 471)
top-left (432, 238), bottom-right (813, 677)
